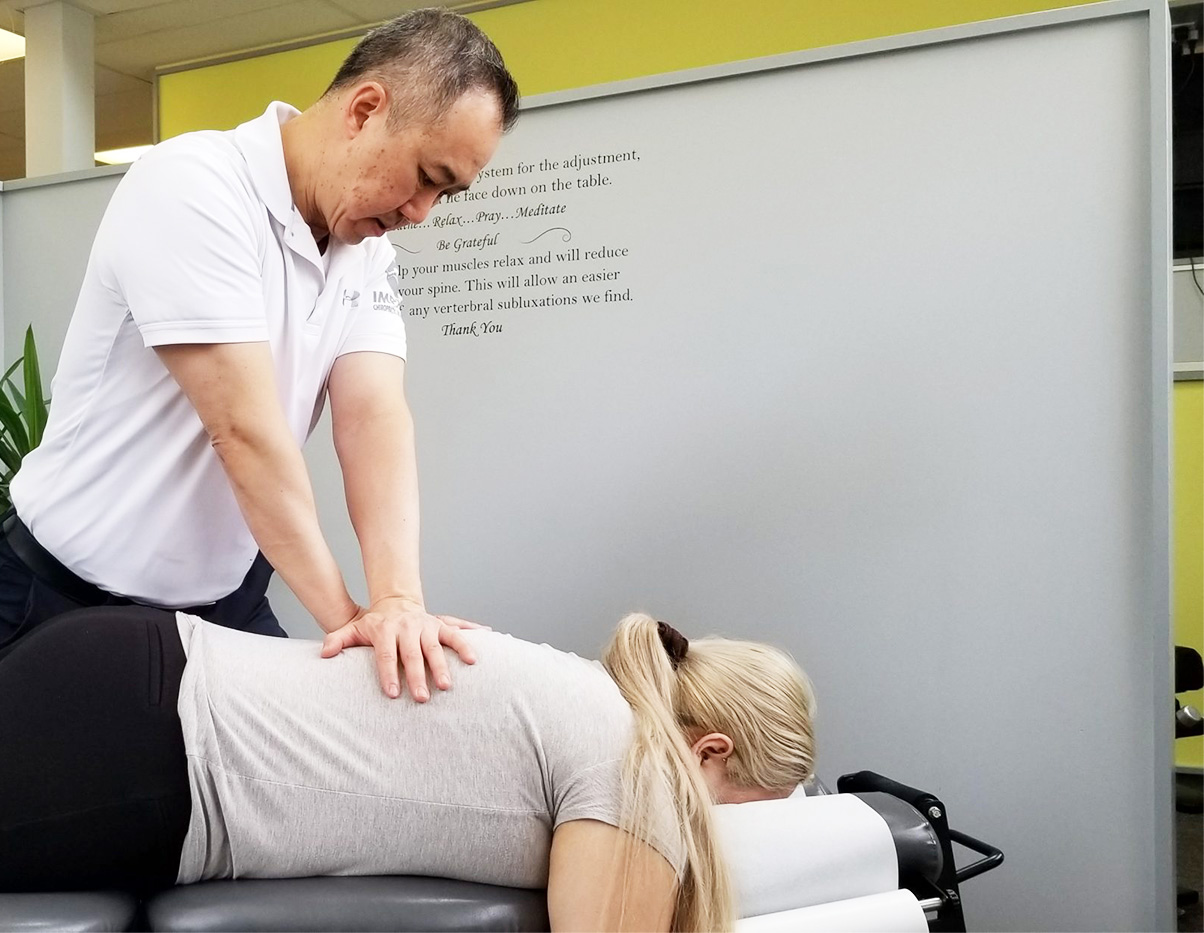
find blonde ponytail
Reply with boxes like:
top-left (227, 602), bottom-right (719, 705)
top-left (602, 613), bottom-right (736, 931)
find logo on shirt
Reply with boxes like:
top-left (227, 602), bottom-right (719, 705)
top-left (375, 273), bottom-right (403, 316)
top-left (342, 289), bottom-right (360, 308)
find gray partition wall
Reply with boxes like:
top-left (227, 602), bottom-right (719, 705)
top-left (0, 165), bottom-right (126, 364)
top-left (0, 2), bottom-right (1174, 930)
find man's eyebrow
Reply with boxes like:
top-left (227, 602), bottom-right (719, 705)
top-left (433, 163), bottom-right (464, 189)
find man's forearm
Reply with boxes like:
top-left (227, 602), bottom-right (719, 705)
top-left (335, 397), bottom-right (425, 608)
top-left (213, 419), bottom-right (358, 631)
top-left (328, 352), bottom-right (425, 610)
top-left (153, 341), bottom-right (358, 633)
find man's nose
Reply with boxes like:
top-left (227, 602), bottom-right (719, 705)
top-left (401, 188), bottom-right (442, 226)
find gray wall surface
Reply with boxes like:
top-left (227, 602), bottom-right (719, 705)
top-left (0, 4), bottom-right (1175, 931)
top-left (1, 167), bottom-right (125, 370)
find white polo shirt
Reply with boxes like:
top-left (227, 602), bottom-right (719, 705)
top-left (11, 102), bottom-right (407, 607)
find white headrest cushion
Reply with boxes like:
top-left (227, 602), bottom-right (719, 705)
top-left (735, 890), bottom-right (929, 932)
top-left (714, 793), bottom-right (900, 918)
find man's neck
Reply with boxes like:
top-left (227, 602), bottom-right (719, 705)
top-left (280, 107), bottom-right (331, 244)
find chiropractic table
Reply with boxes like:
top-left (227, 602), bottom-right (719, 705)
top-left (0, 770), bottom-right (1001, 932)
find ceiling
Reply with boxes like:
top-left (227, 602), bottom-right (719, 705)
top-left (0, 0), bottom-right (510, 181)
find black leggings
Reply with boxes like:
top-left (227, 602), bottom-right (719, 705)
top-left (0, 606), bottom-right (191, 893)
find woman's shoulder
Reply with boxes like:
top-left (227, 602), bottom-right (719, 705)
top-left (466, 631), bottom-right (624, 700)
top-left (464, 631), bottom-right (633, 748)
top-left (461, 630), bottom-right (612, 691)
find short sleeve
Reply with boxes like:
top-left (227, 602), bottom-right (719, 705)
top-left (554, 757), bottom-right (687, 875)
top-left (336, 243), bottom-right (407, 360)
top-left (96, 141), bottom-right (269, 348)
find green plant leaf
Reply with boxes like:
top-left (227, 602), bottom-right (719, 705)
top-left (1, 356), bottom-right (22, 384)
top-left (22, 327), bottom-right (46, 448)
top-left (0, 327), bottom-right (51, 483)
top-left (3, 374), bottom-right (26, 413)
top-left (0, 392), bottom-right (29, 455)
top-left (0, 436), bottom-right (23, 473)
top-left (0, 431), bottom-right (29, 464)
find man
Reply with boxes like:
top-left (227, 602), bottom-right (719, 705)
top-left (0, 9), bottom-right (519, 700)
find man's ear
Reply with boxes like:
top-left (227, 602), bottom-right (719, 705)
top-left (343, 81), bottom-right (389, 135)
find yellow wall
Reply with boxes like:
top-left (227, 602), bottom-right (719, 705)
top-left (158, 0), bottom-right (1104, 138)
top-left (159, 40), bottom-right (355, 139)
top-left (1175, 381), bottom-right (1203, 770)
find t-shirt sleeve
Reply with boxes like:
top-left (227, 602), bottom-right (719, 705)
top-left (554, 757), bottom-right (687, 875)
top-left (95, 143), bottom-right (270, 348)
top-left (336, 242), bottom-right (407, 361)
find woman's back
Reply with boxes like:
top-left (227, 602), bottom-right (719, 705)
top-left (174, 615), bottom-right (672, 887)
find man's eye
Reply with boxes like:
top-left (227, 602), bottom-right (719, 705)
top-left (419, 170), bottom-right (433, 187)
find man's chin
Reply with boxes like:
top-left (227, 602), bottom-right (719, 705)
top-left (331, 228), bottom-right (368, 246)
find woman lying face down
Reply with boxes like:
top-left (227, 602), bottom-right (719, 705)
top-left (0, 607), bottom-right (815, 932)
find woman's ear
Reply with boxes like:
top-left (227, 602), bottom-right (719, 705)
top-left (689, 732), bottom-right (734, 762)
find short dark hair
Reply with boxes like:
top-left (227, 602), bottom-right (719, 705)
top-left (324, 8), bottom-right (519, 132)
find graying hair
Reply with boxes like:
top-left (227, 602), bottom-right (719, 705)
top-left (324, 8), bottom-right (519, 131)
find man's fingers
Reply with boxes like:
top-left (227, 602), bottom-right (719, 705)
top-left (374, 637), bottom-right (402, 699)
top-left (330, 610), bottom-right (478, 700)
top-left (439, 624), bottom-right (477, 665)
top-left (321, 624), bottom-right (357, 658)
top-left (398, 639), bottom-right (430, 702)
top-left (438, 614), bottom-right (491, 632)
top-left (423, 632), bottom-right (452, 691)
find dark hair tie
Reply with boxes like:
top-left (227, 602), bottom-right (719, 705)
top-left (656, 620), bottom-right (689, 670)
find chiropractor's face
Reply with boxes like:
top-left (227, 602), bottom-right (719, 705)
top-left (323, 84), bottom-right (502, 245)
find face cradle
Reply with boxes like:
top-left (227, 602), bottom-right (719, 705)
top-left (323, 88), bottom-right (503, 246)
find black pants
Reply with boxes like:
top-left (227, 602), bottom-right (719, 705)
top-left (0, 607), bottom-right (191, 893)
top-left (0, 522), bottom-right (286, 650)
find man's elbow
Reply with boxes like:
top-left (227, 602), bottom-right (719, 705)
top-left (206, 416), bottom-right (277, 469)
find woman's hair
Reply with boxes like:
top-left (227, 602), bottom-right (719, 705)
top-left (324, 8), bottom-right (520, 132)
top-left (601, 613), bottom-right (817, 931)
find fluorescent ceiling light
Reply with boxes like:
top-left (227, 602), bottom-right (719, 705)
top-left (95, 144), bottom-right (153, 165)
top-left (0, 27), bottom-right (24, 62)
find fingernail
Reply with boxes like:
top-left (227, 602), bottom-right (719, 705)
top-left (437, 677), bottom-right (450, 689)
top-left (415, 689), bottom-right (429, 702)
top-left (388, 684), bottom-right (400, 698)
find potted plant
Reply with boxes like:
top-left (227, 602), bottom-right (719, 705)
top-left (0, 326), bottom-right (49, 512)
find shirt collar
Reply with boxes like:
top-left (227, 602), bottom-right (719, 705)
top-left (232, 101), bottom-right (300, 230)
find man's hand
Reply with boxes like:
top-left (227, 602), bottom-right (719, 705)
top-left (320, 597), bottom-right (487, 700)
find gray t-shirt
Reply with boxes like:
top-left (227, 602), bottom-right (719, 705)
top-left (174, 615), bottom-right (683, 887)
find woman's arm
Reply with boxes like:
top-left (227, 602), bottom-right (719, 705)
top-left (547, 819), bottom-right (677, 933)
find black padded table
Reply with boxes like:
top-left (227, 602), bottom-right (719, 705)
top-left (0, 790), bottom-right (941, 932)
top-left (144, 876), bottom-right (549, 932)
top-left (0, 891), bottom-right (140, 932)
